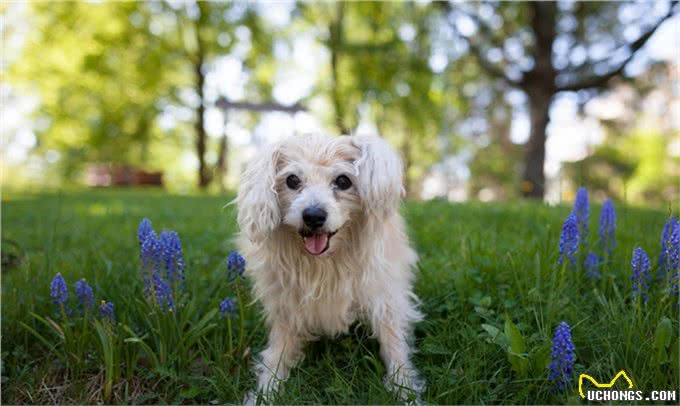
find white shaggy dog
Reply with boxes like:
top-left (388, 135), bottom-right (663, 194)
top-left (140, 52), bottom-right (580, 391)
top-left (236, 134), bottom-right (423, 401)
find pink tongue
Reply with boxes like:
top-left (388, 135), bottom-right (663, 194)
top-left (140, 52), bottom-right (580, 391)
top-left (304, 234), bottom-right (328, 255)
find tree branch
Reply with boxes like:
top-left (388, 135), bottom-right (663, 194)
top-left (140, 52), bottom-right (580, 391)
top-left (436, 1), bottom-right (522, 86)
top-left (467, 42), bottom-right (521, 86)
top-left (215, 98), bottom-right (306, 113)
top-left (320, 38), bottom-right (401, 54)
top-left (558, 4), bottom-right (677, 92)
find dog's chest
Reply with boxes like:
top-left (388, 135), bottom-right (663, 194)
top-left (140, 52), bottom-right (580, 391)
top-left (287, 265), bottom-right (362, 336)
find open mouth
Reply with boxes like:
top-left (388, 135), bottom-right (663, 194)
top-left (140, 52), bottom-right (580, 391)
top-left (299, 230), bottom-right (337, 256)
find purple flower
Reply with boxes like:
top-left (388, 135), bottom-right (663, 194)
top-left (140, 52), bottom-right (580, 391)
top-left (670, 272), bottom-right (679, 298)
top-left (659, 216), bottom-right (679, 282)
top-left (98, 301), bottom-right (115, 323)
top-left (548, 321), bottom-right (575, 392)
top-left (140, 228), bottom-right (161, 295)
top-left (137, 218), bottom-right (186, 312)
top-left (558, 214), bottom-right (579, 266)
top-left (74, 279), bottom-right (95, 311)
top-left (664, 221), bottom-right (680, 295)
top-left (151, 272), bottom-right (173, 311)
top-left (631, 247), bottom-right (651, 303)
top-left (220, 298), bottom-right (235, 318)
top-left (572, 187), bottom-right (589, 249)
top-left (159, 230), bottom-right (185, 290)
top-left (50, 273), bottom-right (68, 306)
top-left (227, 251), bottom-right (246, 282)
top-left (137, 217), bottom-right (153, 247)
top-left (585, 251), bottom-right (600, 279)
top-left (598, 199), bottom-right (616, 259)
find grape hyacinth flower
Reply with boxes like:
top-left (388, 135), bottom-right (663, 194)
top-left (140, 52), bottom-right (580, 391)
top-left (584, 251), bottom-right (600, 279)
top-left (664, 221), bottom-right (680, 295)
top-left (631, 247), bottom-right (651, 303)
top-left (75, 279), bottom-right (95, 311)
top-left (137, 218), bottom-right (185, 311)
top-left (667, 221), bottom-right (680, 271)
top-left (139, 227), bottom-right (161, 295)
top-left (572, 187), bottom-right (589, 249)
top-left (227, 251), bottom-right (246, 282)
top-left (658, 216), bottom-right (679, 282)
top-left (152, 272), bottom-right (174, 311)
top-left (98, 301), bottom-right (115, 323)
top-left (598, 199), bottom-right (616, 259)
top-left (220, 298), bottom-right (236, 318)
top-left (137, 217), bottom-right (153, 246)
top-left (547, 321), bottom-right (576, 392)
top-left (159, 230), bottom-right (185, 289)
top-left (558, 214), bottom-right (579, 266)
top-left (50, 273), bottom-right (68, 306)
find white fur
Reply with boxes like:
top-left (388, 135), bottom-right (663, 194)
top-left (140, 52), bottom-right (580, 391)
top-left (236, 134), bottom-right (424, 401)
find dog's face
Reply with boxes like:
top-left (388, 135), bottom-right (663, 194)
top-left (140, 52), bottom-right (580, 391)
top-left (237, 134), bottom-right (404, 257)
top-left (276, 141), bottom-right (361, 256)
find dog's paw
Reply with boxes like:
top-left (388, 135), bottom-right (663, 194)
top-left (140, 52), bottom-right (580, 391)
top-left (383, 367), bottom-right (425, 403)
top-left (243, 390), bottom-right (258, 406)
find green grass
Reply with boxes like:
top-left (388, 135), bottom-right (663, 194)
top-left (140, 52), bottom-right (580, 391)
top-left (1, 189), bottom-right (678, 404)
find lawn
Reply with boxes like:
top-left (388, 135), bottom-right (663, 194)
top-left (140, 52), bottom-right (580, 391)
top-left (1, 189), bottom-right (678, 404)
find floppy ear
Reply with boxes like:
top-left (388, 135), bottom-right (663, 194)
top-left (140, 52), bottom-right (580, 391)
top-left (236, 142), bottom-right (282, 241)
top-left (352, 136), bottom-right (404, 218)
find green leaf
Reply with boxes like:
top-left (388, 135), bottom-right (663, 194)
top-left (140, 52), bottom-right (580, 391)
top-left (184, 308), bottom-right (218, 348)
top-left (505, 318), bottom-right (526, 353)
top-left (504, 318), bottom-right (528, 378)
top-left (422, 340), bottom-right (450, 355)
top-left (19, 322), bottom-right (62, 359)
top-left (653, 317), bottom-right (673, 365)
top-left (121, 324), bottom-right (160, 369)
top-left (530, 343), bottom-right (552, 375)
top-left (481, 323), bottom-right (507, 347)
top-left (29, 312), bottom-right (64, 341)
top-left (180, 386), bottom-right (201, 399)
top-left (481, 323), bottom-right (501, 340)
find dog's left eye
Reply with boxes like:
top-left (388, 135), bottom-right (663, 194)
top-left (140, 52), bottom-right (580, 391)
top-left (334, 175), bottom-right (352, 190)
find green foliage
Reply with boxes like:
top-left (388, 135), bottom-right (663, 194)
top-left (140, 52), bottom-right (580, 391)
top-left (468, 141), bottom-right (524, 200)
top-left (652, 317), bottom-right (673, 366)
top-left (1, 190), bottom-right (678, 404)
top-left (11, 2), bottom-right (181, 174)
top-left (298, 2), bottom-right (454, 191)
top-left (10, 1), bottom-right (271, 186)
top-left (92, 318), bottom-right (124, 402)
top-left (565, 130), bottom-right (678, 204)
top-left (6, 1), bottom-right (675, 199)
top-left (504, 318), bottom-right (528, 379)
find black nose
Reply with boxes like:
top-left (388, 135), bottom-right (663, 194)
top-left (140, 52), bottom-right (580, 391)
top-left (302, 207), bottom-right (327, 229)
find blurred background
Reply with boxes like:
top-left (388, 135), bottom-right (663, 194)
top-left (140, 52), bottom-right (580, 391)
top-left (2, 1), bottom-right (678, 204)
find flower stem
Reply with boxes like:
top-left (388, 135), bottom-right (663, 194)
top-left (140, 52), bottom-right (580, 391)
top-left (226, 316), bottom-right (233, 357)
top-left (236, 284), bottom-right (245, 352)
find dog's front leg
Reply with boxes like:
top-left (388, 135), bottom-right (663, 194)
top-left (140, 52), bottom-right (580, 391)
top-left (253, 320), bottom-right (305, 399)
top-left (372, 303), bottom-right (424, 400)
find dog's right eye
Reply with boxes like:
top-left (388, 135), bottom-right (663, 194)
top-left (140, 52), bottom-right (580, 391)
top-left (286, 174), bottom-right (301, 190)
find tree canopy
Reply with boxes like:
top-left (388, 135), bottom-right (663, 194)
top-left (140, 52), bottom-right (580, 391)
top-left (5, 1), bottom-right (678, 203)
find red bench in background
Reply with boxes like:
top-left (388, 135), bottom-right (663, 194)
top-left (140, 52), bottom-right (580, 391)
top-left (86, 164), bottom-right (163, 187)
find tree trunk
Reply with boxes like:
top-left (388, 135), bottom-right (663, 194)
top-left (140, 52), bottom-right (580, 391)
top-left (194, 57), bottom-right (210, 189)
top-left (215, 131), bottom-right (229, 193)
top-left (329, 2), bottom-right (350, 135)
top-left (520, 2), bottom-right (557, 199)
top-left (190, 6), bottom-right (212, 191)
top-left (400, 137), bottom-right (413, 197)
top-left (521, 89), bottom-right (553, 198)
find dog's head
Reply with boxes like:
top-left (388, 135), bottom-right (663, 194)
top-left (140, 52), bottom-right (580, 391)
top-left (237, 134), bottom-right (404, 256)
